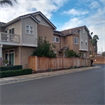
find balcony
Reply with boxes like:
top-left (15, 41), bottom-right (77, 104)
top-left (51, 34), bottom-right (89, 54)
top-left (0, 32), bottom-right (20, 45)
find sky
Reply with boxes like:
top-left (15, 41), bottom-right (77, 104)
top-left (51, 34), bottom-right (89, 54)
top-left (0, 0), bottom-right (105, 53)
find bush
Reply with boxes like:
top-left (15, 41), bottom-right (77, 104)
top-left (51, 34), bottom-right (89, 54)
top-left (47, 68), bottom-right (53, 72)
top-left (65, 50), bottom-right (78, 57)
top-left (0, 69), bottom-right (32, 78)
top-left (0, 65), bottom-right (22, 71)
top-left (32, 36), bottom-right (56, 58)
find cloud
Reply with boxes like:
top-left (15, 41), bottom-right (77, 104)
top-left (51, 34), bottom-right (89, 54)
top-left (0, 0), bottom-right (68, 22)
top-left (59, 6), bottom-right (105, 52)
top-left (63, 9), bottom-right (89, 16)
top-left (90, 1), bottom-right (100, 9)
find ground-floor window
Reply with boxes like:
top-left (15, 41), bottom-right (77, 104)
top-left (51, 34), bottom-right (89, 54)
top-left (4, 49), bottom-right (15, 66)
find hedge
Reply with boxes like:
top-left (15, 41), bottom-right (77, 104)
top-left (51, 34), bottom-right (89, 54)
top-left (0, 69), bottom-right (32, 78)
top-left (0, 65), bottom-right (22, 71)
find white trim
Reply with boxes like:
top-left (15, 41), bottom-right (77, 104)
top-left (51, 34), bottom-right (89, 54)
top-left (25, 24), bottom-right (34, 35)
top-left (74, 37), bottom-right (78, 44)
top-left (79, 49), bottom-right (88, 51)
top-left (22, 43), bottom-right (37, 47)
top-left (0, 42), bottom-right (20, 46)
top-left (53, 36), bottom-right (60, 43)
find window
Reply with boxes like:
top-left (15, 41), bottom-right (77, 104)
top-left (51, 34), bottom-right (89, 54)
top-left (5, 30), bottom-right (7, 33)
top-left (53, 36), bottom-right (60, 43)
top-left (81, 40), bottom-right (83, 45)
top-left (25, 25), bottom-right (34, 35)
top-left (74, 37), bottom-right (78, 44)
top-left (9, 28), bottom-right (14, 34)
top-left (85, 40), bottom-right (87, 45)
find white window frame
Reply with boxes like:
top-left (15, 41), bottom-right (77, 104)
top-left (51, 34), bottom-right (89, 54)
top-left (25, 24), bottom-right (34, 35)
top-left (53, 36), bottom-right (60, 43)
top-left (81, 40), bottom-right (83, 45)
top-left (85, 40), bottom-right (88, 45)
top-left (74, 37), bottom-right (78, 44)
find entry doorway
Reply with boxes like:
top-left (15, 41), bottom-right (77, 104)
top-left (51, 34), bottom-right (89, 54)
top-left (4, 49), bottom-right (15, 65)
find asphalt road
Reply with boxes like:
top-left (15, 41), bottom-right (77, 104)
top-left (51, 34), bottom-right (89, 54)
top-left (0, 65), bottom-right (105, 105)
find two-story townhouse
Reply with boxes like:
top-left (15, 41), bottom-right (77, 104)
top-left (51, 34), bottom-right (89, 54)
top-left (0, 11), bottom-right (56, 68)
top-left (53, 26), bottom-right (94, 58)
top-left (0, 11), bottom-right (94, 68)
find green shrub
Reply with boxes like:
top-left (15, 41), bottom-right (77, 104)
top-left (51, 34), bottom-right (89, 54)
top-left (47, 68), bottom-right (53, 72)
top-left (32, 36), bottom-right (56, 58)
top-left (0, 69), bottom-right (32, 78)
top-left (65, 50), bottom-right (78, 57)
top-left (0, 65), bottom-right (22, 71)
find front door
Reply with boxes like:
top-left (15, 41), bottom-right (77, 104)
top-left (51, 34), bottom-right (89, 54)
top-left (9, 53), bottom-right (14, 65)
top-left (4, 49), bottom-right (15, 66)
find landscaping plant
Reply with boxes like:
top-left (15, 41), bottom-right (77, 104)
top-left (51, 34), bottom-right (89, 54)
top-left (32, 36), bottom-right (56, 58)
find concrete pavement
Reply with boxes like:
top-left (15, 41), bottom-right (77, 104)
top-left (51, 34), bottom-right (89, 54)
top-left (0, 65), bottom-right (101, 85)
top-left (0, 65), bottom-right (104, 104)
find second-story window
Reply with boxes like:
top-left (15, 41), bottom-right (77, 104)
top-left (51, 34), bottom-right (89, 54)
top-left (85, 40), bottom-right (88, 45)
top-left (9, 28), bottom-right (14, 34)
top-left (81, 40), bottom-right (83, 45)
top-left (25, 25), bottom-right (34, 35)
top-left (53, 36), bottom-right (60, 43)
top-left (74, 37), bottom-right (78, 44)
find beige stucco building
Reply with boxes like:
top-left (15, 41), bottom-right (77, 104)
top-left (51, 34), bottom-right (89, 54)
top-left (0, 11), bottom-right (94, 68)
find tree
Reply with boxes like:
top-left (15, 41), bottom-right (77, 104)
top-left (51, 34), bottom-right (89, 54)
top-left (91, 34), bottom-right (99, 53)
top-left (32, 36), bottom-right (56, 58)
top-left (102, 51), bottom-right (105, 57)
top-left (0, 0), bottom-right (17, 6)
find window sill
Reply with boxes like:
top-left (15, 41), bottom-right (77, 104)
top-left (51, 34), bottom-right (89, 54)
top-left (53, 41), bottom-right (60, 43)
top-left (25, 33), bottom-right (34, 36)
top-left (74, 43), bottom-right (78, 45)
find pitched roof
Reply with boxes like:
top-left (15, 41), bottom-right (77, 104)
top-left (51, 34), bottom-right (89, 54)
top-left (53, 30), bottom-right (63, 36)
top-left (1, 11), bottom-right (56, 29)
top-left (32, 11), bottom-right (56, 29)
top-left (61, 25), bottom-right (92, 38)
top-left (0, 22), bottom-right (6, 26)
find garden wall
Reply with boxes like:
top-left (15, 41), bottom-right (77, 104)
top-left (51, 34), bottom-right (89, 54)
top-left (28, 56), bottom-right (91, 71)
top-left (93, 57), bottom-right (105, 64)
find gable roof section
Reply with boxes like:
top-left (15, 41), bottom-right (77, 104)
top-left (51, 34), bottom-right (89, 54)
top-left (61, 25), bottom-right (92, 39)
top-left (0, 22), bottom-right (6, 26)
top-left (32, 11), bottom-right (56, 30)
top-left (1, 11), bottom-right (56, 30)
top-left (2, 14), bottom-right (40, 27)
top-left (54, 30), bottom-right (63, 36)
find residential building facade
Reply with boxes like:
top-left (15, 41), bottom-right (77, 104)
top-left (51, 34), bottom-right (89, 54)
top-left (0, 11), bottom-right (94, 68)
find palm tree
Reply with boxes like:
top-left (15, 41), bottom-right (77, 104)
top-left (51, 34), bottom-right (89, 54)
top-left (91, 35), bottom-right (99, 53)
top-left (0, 0), bottom-right (17, 6)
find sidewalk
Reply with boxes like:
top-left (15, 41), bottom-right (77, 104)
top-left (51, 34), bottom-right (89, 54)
top-left (0, 65), bottom-right (101, 85)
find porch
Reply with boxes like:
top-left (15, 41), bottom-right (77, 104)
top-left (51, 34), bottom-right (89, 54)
top-left (0, 32), bottom-right (20, 66)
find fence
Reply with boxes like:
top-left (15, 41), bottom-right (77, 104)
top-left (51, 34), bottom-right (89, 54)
top-left (29, 56), bottom-right (91, 71)
top-left (93, 57), bottom-right (105, 64)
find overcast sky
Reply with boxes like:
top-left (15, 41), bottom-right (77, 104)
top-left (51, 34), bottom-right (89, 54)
top-left (0, 0), bottom-right (105, 53)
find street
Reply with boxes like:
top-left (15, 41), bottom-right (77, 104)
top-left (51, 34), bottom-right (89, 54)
top-left (0, 65), bottom-right (105, 105)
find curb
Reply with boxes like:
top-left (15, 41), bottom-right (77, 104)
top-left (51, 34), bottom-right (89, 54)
top-left (0, 66), bottom-right (101, 85)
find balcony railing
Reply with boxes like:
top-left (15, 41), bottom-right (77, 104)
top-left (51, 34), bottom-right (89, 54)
top-left (0, 32), bottom-right (20, 43)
